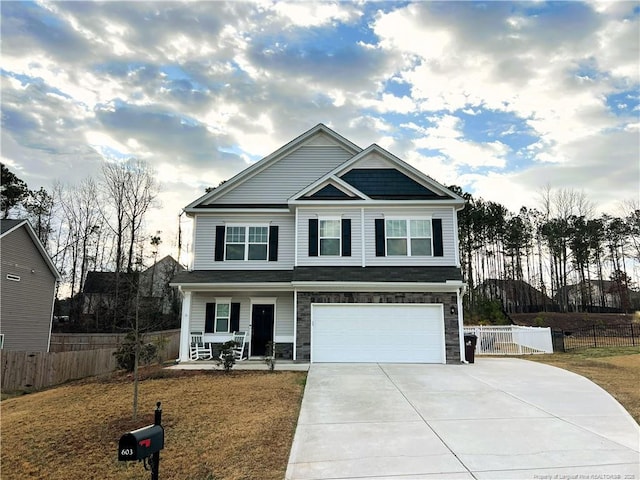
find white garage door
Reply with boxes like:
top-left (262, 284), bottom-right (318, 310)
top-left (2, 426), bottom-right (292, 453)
top-left (311, 304), bottom-right (445, 363)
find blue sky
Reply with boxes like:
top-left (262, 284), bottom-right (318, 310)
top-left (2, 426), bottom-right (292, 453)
top-left (1, 1), bottom-right (638, 256)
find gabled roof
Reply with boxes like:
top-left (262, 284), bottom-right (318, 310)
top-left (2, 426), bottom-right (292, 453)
top-left (185, 123), bottom-right (362, 212)
top-left (1, 219), bottom-right (23, 234)
top-left (297, 174), bottom-right (368, 201)
top-left (341, 168), bottom-right (442, 199)
top-left (290, 144), bottom-right (465, 205)
top-left (1, 219), bottom-right (62, 281)
top-left (83, 271), bottom-right (137, 294)
top-left (84, 256), bottom-right (184, 294)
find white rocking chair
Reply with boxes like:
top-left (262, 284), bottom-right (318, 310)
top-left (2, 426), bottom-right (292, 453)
top-left (231, 331), bottom-right (248, 361)
top-left (219, 331), bottom-right (248, 362)
top-left (190, 331), bottom-right (213, 360)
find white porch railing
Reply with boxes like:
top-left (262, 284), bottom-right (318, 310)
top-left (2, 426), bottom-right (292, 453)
top-left (463, 325), bottom-right (553, 355)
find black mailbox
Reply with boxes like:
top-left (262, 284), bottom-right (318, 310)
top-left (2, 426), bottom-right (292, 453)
top-left (118, 424), bottom-right (164, 461)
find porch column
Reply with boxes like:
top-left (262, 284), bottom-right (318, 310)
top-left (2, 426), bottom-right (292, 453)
top-left (179, 290), bottom-right (192, 362)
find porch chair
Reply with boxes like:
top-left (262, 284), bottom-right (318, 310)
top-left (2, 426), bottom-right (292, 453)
top-left (231, 331), bottom-right (248, 361)
top-left (190, 331), bottom-right (213, 360)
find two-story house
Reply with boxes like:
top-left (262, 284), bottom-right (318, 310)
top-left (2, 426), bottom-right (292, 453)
top-left (171, 124), bottom-right (467, 364)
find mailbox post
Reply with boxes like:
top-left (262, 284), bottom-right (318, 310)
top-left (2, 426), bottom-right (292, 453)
top-left (118, 402), bottom-right (164, 480)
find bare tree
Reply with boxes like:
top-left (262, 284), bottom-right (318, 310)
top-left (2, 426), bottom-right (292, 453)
top-left (123, 159), bottom-right (159, 273)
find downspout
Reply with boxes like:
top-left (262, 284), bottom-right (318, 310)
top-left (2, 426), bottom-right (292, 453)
top-left (361, 207), bottom-right (366, 267)
top-left (293, 289), bottom-right (298, 361)
top-left (294, 208), bottom-right (299, 267)
top-left (47, 280), bottom-right (59, 353)
top-left (458, 286), bottom-right (467, 364)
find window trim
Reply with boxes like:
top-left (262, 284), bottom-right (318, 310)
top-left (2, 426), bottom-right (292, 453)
top-left (318, 217), bottom-right (341, 256)
top-left (224, 223), bottom-right (270, 261)
top-left (384, 217), bottom-right (433, 257)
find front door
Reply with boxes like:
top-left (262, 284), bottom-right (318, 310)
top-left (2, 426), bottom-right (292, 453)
top-left (251, 304), bottom-right (274, 356)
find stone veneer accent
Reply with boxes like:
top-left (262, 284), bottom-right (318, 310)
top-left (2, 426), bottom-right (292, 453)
top-left (296, 291), bottom-right (461, 364)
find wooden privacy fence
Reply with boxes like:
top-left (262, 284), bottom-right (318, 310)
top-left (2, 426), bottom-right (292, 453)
top-left (1, 348), bottom-right (117, 391)
top-left (50, 329), bottom-right (180, 360)
top-left (463, 325), bottom-right (553, 355)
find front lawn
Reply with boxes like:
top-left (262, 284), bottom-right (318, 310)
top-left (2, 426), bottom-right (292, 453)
top-left (527, 346), bottom-right (640, 424)
top-left (1, 368), bottom-right (307, 479)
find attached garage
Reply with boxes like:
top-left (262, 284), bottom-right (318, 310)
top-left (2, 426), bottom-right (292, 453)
top-left (311, 303), bottom-right (445, 363)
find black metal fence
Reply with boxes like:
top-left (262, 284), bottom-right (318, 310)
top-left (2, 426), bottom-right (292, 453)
top-left (552, 324), bottom-right (639, 352)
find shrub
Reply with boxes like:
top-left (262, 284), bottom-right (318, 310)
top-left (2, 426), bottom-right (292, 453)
top-left (216, 340), bottom-right (237, 372)
top-left (264, 341), bottom-right (276, 371)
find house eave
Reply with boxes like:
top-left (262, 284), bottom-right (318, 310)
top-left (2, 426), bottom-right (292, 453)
top-left (289, 199), bottom-right (465, 207)
top-left (291, 280), bottom-right (466, 292)
top-left (184, 206), bottom-right (292, 216)
top-left (171, 282), bottom-right (293, 292)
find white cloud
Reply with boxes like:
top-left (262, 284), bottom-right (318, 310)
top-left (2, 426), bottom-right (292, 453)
top-left (412, 115), bottom-right (509, 168)
top-left (271, 2), bottom-right (362, 28)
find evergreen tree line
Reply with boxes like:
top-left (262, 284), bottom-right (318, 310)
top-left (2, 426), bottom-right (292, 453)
top-left (450, 185), bottom-right (640, 315)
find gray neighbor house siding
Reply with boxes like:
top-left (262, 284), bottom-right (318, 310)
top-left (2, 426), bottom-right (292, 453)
top-left (1, 220), bottom-right (61, 352)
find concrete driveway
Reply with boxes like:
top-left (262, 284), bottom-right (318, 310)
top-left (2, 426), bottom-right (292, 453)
top-left (286, 358), bottom-right (640, 480)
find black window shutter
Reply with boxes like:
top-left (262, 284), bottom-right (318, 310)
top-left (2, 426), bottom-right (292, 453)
top-left (205, 303), bottom-right (215, 333)
top-left (214, 226), bottom-right (225, 261)
top-left (230, 303), bottom-right (240, 332)
top-left (433, 218), bottom-right (443, 257)
top-left (375, 219), bottom-right (385, 257)
top-left (268, 225), bottom-right (279, 261)
top-left (308, 219), bottom-right (318, 257)
top-left (341, 219), bottom-right (351, 257)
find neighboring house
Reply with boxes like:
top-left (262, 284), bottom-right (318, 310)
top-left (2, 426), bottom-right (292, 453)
top-left (1, 219), bottom-right (62, 351)
top-left (171, 124), bottom-right (467, 364)
top-left (83, 255), bottom-right (184, 316)
top-left (556, 281), bottom-right (640, 312)
top-left (476, 279), bottom-right (554, 313)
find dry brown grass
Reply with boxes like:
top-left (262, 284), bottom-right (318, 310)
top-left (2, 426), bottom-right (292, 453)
top-left (1, 368), bottom-right (306, 480)
top-left (528, 347), bottom-right (640, 424)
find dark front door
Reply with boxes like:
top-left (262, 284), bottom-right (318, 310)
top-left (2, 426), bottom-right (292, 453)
top-left (251, 304), bottom-right (274, 356)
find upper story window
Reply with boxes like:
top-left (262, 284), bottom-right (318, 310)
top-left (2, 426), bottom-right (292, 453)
top-left (308, 218), bottom-right (351, 257)
top-left (215, 225), bottom-right (278, 262)
top-left (225, 225), bottom-right (269, 261)
top-left (385, 218), bottom-right (432, 256)
top-left (319, 219), bottom-right (341, 256)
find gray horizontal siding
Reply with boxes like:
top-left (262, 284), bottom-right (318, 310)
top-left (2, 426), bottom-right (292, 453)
top-left (297, 208), bottom-right (362, 267)
top-left (190, 291), bottom-right (294, 340)
top-left (365, 207), bottom-right (457, 267)
top-left (1, 227), bottom-right (56, 351)
top-left (211, 146), bottom-right (353, 204)
top-left (193, 214), bottom-right (295, 270)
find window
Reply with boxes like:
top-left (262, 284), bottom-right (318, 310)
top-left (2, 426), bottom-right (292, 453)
top-left (215, 303), bottom-right (230, 333)
top-left (225, 227), bottom-right (245, 260)
top-left (206, 302), bottom-right (240, 333)
top-left (248, 226), bottom-right (268, 260)
top-left (225, 225), bottom-right (268, 261)
top-left (319, 219), bottom-right (340, 256)
top-left (385, 219), bottom-right (432, 256)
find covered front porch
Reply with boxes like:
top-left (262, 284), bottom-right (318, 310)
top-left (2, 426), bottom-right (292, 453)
top-left (176, 289), bottom-right (296, 363)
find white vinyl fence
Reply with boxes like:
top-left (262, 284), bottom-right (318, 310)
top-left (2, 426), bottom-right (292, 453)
top-left (463, 325), bottom-right (553, 355)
